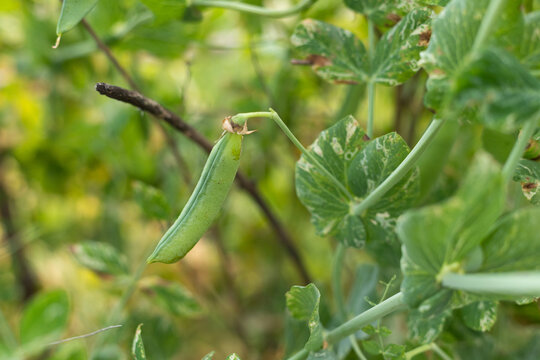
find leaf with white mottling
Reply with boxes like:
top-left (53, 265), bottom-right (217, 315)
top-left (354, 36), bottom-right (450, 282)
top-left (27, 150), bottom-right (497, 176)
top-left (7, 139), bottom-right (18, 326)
top-left (286, 284), bottom-right (323, 351)
top-left (291, 11), bottom-right (431, 86)
top-left (202, 351), bottom-right (215, 360)
top-left (343, 0), bottom-right (398, 24)
top-left (420, 0), bottom-right (522, 109)
top-left (460, 301), bottom-right (498, 332)
top-left (307, 349), bottom-right (337, 360)
top-left (453, 48), bottom-right (540, 132)
top-left (296, 118), bottom-right (418, 257)
top-left (291, 20), bottom-right (369, 84)
top-left (226, 354), bottom-right (241, 360)
top-left (371, 9), bottom-right (432, 86)
top-left (131, 324), bottom-right (147, 360)
top-left (348, 132), bottom-right (419, 261)
top-left (513, 160), bottom-right (540, 206)
top-left (295, 116), bottom-right (368, 246)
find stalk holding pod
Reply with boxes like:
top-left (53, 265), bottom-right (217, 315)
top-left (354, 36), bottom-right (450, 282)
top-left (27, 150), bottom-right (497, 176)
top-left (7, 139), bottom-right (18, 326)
top-left (147, 117), bottom-right (252, 264)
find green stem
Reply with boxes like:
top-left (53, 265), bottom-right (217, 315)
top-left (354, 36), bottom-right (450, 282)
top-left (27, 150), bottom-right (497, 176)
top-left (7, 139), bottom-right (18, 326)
top-left (502, 121), bottom-right (536, 180)
top-left (232, 110), bottom-right (355, 201)
top-left (352, 118), bottom-right (445, 215)
top-left (325, 292), bottom-right (406, 345)
top-left (332, 243), bottom-right (348, 321)
top-left (442, 272), bottom-right (540, 297)
top-left (431, 343), bottom-right (452, 360)
top-left (191, 0), bottom-right (317, 18)
top-left (405, 344), bottom-right (433, 359)
top-left (285, 293), bottom-right (405, 360)
top-left (471, 0), bottom-right (509, 53)
top-left (367, 18), bottom-right (376, 138)
top-left (335, 84), bottom-right (365, 121)
top-left (331, 244), bottom-right (367, 360)
top-left (367, 81), bottom-right (375, 138)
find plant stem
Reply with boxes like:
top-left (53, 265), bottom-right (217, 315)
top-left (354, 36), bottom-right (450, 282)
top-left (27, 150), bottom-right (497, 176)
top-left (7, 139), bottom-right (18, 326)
top-left (442, 272), bottom-right (540, 297)
top-left (192, 0), bottom-right (317, 17)
top-left (325, 292), bottom-right (406, 345)
top-left (367, 18), bottom-right (376, 138)
top-left (232, 110), bottom-right (355, 201)
top-left (502, 121), bottom-right (536, 180)
top-left (332, 243), bottom-right (348, 321)
top-left (471, 0), bottom-right (509, 53)
top-left (431, 343), bottom-right (452, 360)
top-left (335, 84), bottom-right (365, 121)
top-left (405, 344), bottom-right (433, 359)
top-left (352, 118), bottom-right (444, 215)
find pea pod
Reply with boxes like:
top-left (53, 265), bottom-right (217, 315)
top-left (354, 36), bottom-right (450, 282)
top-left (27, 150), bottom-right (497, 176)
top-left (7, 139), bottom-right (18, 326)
top-left (147, 118), bottom-right (249, 264)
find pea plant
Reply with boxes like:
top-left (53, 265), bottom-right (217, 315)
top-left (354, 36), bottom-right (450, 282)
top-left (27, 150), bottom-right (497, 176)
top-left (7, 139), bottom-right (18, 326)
top-left (5, 0), bottom-right (540, 359)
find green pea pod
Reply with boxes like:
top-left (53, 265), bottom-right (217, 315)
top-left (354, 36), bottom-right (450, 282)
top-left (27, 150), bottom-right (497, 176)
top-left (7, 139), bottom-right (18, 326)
top-left (147, 119), bottom-right (248, 264)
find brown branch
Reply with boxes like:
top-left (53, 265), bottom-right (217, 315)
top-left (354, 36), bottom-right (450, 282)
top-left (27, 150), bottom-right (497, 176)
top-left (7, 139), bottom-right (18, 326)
top-left (0, 154), bottom-right (39, 302)
top-left (95, 82), bottom-right (311, 284)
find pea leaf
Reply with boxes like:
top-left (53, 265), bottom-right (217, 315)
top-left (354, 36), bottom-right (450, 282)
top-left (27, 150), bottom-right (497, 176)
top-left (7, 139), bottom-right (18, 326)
top-left (147, 282), bottom-right (202, 317)
top-left (291, 20), bottom-right (369, 84)
top-left (480, 207), bottom-right (540, 273)
top-left (307, 349), bottom-right (337, 360)
top-left (295, 116), bottom-right (418, 260)
top-left (343, 0), bottom-right (399, 25)
top-left (420, 0), bottom-right (522, 110)
top-left (347, 264), bottom-right (379, 315)
top-left (371, 9), bottom-right (432, 86)
top-left (286, 284), bottom-right (323, 351)
top-left (347, 132), bottom-right (419, 261)
top-left (56, 0), bottom-right (99, 35)
top-left (20, 290), bottom-right (70, 351)
top-left (71, 241), bottom-right (129, 276)
top-left (202, 352), bottom-right (215, 360)
top-left (226, 354), bottom-right (241, 360)
top-left (132, 324), bottom-right (147, 360)
top-left (459, 301), bottom-right (498, 332)
top-left (513, 160), bottom-right (540, 205)
top-left (453, 48), bottom-right (540, 132)
top-left (295, 116), bottom-right (368, 246)
top-left (291, 10), bottom-right (431, 86)
top-left (399, 154), bottom-right (505, 341)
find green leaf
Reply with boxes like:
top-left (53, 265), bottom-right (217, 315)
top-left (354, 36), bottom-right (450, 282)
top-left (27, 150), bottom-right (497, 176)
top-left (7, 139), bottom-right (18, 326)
top-left (480, 207), bottom-right (540, 272)
top-left (371, 9), bottom-right (432, 86)
top-left (399, 153), bottom-right (505, 305)
top-left (71, 241), bottom-right (129, 276)
top-left (343, 0), bottom-right (398, 24)
top-left (459, 301), bottom-right (497, 332)
top-left (347, 132), bottom-right (419, 259)
top-left (399, 154), bottom-right (505, 342)
top-left (363, 340), bottom-right (381, 355)
top-left (132, 324), bottom-right (147, 360)
top-left (420, 0), bottom-right (522, 109)
top-left (295, 116), bottom-right (368, 245)
top-left (133, 181), bottom-right (171, 220)
top-left (513, 160), bottom-right (540, 205)
top-left (453, 48), bottom-right (540, 132)
top-left (291, 20), bottom-right (369, 84)
top-left (202, 352), bottom-right (215, 360)
top-left (20, 290), bottom-right (70, 351)
top-left (291, 11), bottom-right (431, 86)
top-left (56, 0), bottom-right (99, 35)
top-left (226, 354), bottom-right (241, 360)
top-left (286, 284), bottom-right (323, 351)
top-left (518, 12), bottom-right (540, 71)
top-left (140, 0), bottom-right (187, 24)
top-left (148, 282), bottom-right (202, 317)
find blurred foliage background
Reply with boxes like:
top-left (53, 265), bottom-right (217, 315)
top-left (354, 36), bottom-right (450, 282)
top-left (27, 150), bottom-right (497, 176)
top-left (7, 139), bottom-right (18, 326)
top-left (1, 0), bottom-right (540, 359)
